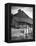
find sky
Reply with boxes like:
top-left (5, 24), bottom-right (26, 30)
top-left (11, 6), bottom-right (33, 19)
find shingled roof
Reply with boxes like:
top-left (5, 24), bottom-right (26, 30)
top-left (13, 9), bottom-right (33, 24)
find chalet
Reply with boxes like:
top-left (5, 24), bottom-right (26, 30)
top-left (11, 9), bottom-right (33, 39)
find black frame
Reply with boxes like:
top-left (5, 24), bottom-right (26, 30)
top-left (5, 3), bottom-right (35, 43)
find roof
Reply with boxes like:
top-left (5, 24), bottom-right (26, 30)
top-left (13, 9), bottom-right (33, 24)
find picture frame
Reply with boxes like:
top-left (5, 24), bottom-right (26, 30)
top-left (5, 3), bottom-right (35, 43)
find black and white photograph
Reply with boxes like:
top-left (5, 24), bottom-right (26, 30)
top-left (0, 0), bottom-right (36, 45)
top-left (11, 6), bottom-right (33, 41)
top-left (5, 3), bottom-right (35, 43)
